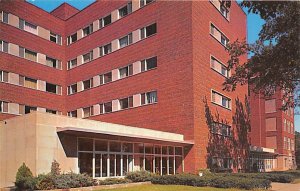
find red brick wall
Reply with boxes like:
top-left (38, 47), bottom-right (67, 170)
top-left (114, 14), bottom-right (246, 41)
top-left (0, 1), bottom-right (248, 173)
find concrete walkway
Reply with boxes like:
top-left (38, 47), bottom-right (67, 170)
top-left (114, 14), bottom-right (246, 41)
top-left (271, 183), bottom-right (300, 191)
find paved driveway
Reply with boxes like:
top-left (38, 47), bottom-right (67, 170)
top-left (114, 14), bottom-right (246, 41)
top-left (271, 183), bottom-right (300, 191)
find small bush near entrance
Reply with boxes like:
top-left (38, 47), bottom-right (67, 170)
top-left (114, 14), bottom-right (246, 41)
top-left (15, 163), bottom-right (37, 190)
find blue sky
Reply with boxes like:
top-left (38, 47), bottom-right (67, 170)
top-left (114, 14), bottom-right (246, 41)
top-left (27, 0), bottom-right (299, 131)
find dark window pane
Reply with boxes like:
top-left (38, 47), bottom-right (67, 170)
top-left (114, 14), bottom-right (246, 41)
top-left (79, 153), bottom-right (93, 176)
top-left (46, 83), bottom-right (57, 94)
top-left (146, 23), bottom-right (157, 37)
top-left (110, 142), bottom-right (121, 152)
top-left (95, 140), bottom-right (108, 151)
top-left (78, 138), bottom-right (93, 151)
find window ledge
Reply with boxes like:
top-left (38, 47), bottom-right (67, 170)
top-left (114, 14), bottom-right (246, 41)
top-left (211, 101), bottom-right (232, 111)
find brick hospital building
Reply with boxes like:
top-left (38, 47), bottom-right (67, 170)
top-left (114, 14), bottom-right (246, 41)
top-left (0, 0), bottom-right (295, 188)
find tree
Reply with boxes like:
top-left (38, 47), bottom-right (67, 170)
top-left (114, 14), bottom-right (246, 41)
top-left (224, 1), bottom-right (300, 110)
top-left (296, 131), bottom-right (300, 169)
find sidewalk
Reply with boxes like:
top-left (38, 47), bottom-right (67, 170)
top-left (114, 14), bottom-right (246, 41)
top-left (271, 183), bottom-right (300, 191)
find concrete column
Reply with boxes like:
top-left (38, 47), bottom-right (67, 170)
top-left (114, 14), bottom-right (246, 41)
top-left (77, 56), bottom-right (82, 66)
top-left (133, 94), bottom-right (141, 107)
top-left (8, 43), bottom-right (19, 56)
top-left (93, 75), bottom-right (100, 87)
top-left (132, 0), bottom-right (140, 11)
top-left (37, 107), bottom-right (46, 112)
top-left (132, 29), bottom-right (140, 43)
top-left (93, 104), bottom-right (100, 116)
top-left (8, 73), bottom-right (19, 85)
top-left (93, 20), bottom-right (99, 32)
top-left (112, 69), bottom-right (119, 81)
top-left (111, 39), bottom-right (119, 52)
top-left (37, 80), bottom-right (46, 91)
top-left (38, 26), bottom-right (50, 40)
top-left (112, 100), bottom-right (119, 112)
top-left (77, 108), bottom-right (83, 118)
top-left (37, 53), bottom-right (46, 65)
top-left (8, 13), bottom-right (19, 28)
top-left (93, 48), bottom-right (99, 60)
top-left (133, 61), bottom-right (141, 75)
top-left (77, 81), bottom-right (83, 92)
top-left (77, 29), bottom-right (83, 40)
top-left (111, 10), bottom-right (119, 22)
top-left (8, 103), bottom-right (19, 115)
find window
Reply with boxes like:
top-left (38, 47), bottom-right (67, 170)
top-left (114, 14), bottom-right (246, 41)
top-left (210, 23), bottom-right (229, 47)
top-left (25, 49), bottom-right (37, 62)
top-left (140, 0), bottom-right (154, 7)
top-left (46, 109), bottom-right (57, 114)
top-left (0, 101), bottom-right (8, 113)
top-left (100, 102), bottom-right (112, 114)
top-left (141, 91), bottom-right (157, 105)
top-left (67, 33), bottom-right (77, 45)
top-left (68, 84), bottom-right (77, 95)
top-left (220, 5), bottom-right (229, 19)
top-left (100, 43), bottom-right (112, 56)
top-left (22, 21), bottom-right (37, 34)
top-left (68, 110), bottom-right (77, 118)
top-left (46, 83), bottom-right (60, 94)
top-left (100, 72), bottom-right (112, 85)
top-left (83, 24), bottom-right (93, 37)
top-left (212, 90), bottom-right (231, 109)
top-left (50, 32), bottom-right (62, 45)
top-left (119, 33), bottom-right (133, 48)
top-left (141, 56), bottom-right (157, 71)
top-left (83, 107), bottom-right (93, 118)
top-left (211, 122), bottom-right (231, 137)
top-left (119, 2), bottom-right (132, 18)
top-left (25, 106), bottom-right (37, 114)
top-left (83, 78), bottom-right (93, 90)
top-left (212, 157), bottom-right (232, 169)
top-left (68, 58), bottom-right (77, 69)
top-left (0, 71), bottom-right (8, 82)
top-left (24, 77), bottom-right (37, 89)
top-left (0, 40), bottom-right (8, 53)
top-left (82, 51), bottom-right (93, 63)
top-left (119, 96), bottom-right (133, 110)
top-left (141, 23), bottom-right (157, 39)
top-left (100, 14), bottom-right (111, 28)
top-left (46, 57), bottom-right (61, 69)
top-left (2, 12), bottom-right (8, 23)
top-left (119, 64), bottom-right (133, 79)
top-left (211, 56), bottom-right (230, 78)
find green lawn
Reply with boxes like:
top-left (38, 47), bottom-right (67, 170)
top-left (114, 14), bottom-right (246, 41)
top-left (105, 184), bottom-right (249, 191)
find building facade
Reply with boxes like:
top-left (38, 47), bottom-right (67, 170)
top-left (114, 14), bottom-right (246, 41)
top-left (249, 89), bottom-right (296, 171)
top-left (0, 0), bottom-right (250, 188)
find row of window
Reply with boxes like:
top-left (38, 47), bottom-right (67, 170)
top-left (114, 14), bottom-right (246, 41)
top-left (210, 121), bottom-right (232, 137)
top-left (68, 56), bottom-right (157, 94)
top-left (67, 23), bottom-right (157, 69)
top-left (67, 0), bottom-right (154, 45)
top-left (68, 91), bottom-right (157, 118)
top-left (283, 137), bottom-right (294, 151)
top-left (0, 40), bottom-right (62, 69)
top-left (283, 118), bottom-right (294, 134)
top-left (211, 90), bottom-right (231, 109)
top-left (0, 101), bottom-right (60, 115)
top-left (1, 11), bottom-right (62, 45)
top-left (209, 0), bottom-right (230, 20)
top-left (0, 70), bottom-right (62, 95)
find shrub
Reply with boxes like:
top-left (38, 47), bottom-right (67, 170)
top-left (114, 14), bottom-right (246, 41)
top-left (53, 173), bottom-right (96, 189)
top-left (36, 174), bottom-right (55, 190)
top-left (149, 173), bottom-right (271, 190)
top-left (98, 178), bottom-right (132, 185)
top-left (15, 163), bottom-right (37, 190)
top-left (126, 171), bottom-right (157, 182)
top-left (222, 172), bottom-right (295, 183)
top-left (50, 160), bottom-right (61, 176)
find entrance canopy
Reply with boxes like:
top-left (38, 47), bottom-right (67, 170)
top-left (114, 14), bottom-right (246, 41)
top-left (57, 124), bottom-right (194, 146)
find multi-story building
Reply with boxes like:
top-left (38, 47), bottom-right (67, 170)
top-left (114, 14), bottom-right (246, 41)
top-left (249, 89), bottom-right (296, 171)
top-left (0, 0), bottom-right (248, 188)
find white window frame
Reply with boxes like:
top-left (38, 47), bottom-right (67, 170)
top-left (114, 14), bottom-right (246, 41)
top-left (210, 55), bottom-right (231, 78)
top-left (211, 89), bottom-right (231, 110)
